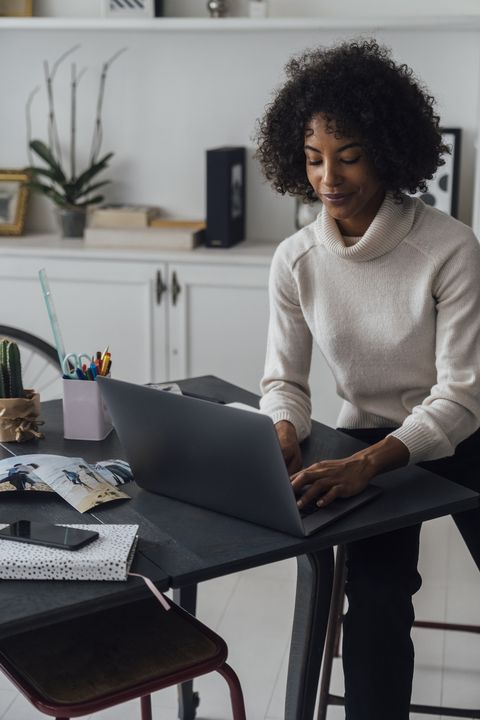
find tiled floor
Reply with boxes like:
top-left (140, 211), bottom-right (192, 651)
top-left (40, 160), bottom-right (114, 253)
top-left (1, 515), bottom-right (479, 719)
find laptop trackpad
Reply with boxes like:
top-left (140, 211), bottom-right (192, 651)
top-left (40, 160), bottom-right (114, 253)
top-left (299, 484), bottom-right (382, 534)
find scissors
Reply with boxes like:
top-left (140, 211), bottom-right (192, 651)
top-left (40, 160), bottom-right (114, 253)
top-left (62, 352), bottom-right (93, 379)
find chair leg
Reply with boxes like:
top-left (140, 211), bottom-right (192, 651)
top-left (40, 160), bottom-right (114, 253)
top-left (173, 584), bottom-right (199, 720)
top-left (217, 663), bottom-right (247, 720)
top-left (140, 694), bottom-right (152, 720)
top-left (316, 545), bottom-right (347, 720)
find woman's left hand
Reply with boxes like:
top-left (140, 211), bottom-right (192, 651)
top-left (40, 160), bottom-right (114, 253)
top-left (291, 454), bottom-right (375, 508)
top-left (291, 435), bottom-right (410, 508)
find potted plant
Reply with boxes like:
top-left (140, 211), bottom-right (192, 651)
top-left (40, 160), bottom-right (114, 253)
top-left (25, 46), bottom-right (125, 238)
top-left (0, 339), bottom-right (43, 442)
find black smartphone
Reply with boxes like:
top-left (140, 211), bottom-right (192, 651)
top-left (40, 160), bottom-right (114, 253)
top-left (0, 521), bottom-right (99, 551)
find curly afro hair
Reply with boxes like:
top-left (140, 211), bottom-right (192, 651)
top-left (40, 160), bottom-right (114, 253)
top-left (255, 39), bottom-right (448, 202)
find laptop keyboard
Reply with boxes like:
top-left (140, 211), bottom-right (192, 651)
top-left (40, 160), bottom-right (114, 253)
top-left (299, 501), bottom-right (320, 517)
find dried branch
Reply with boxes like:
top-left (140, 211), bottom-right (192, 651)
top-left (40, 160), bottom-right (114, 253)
top-left (90, 47), bottom-right (127, 165)
top-left (70, 63), bottom-right (76, 180)
top-left (43, 60), bottom-right (57, 159)
top-left (44, 45), bottom-right (81, 168)
top-left (25, 86), bottom-right (40, 166)
top-left (27, 46), bottom-right (120, 209)
top-left (51, 44), bottom-right (81, 80)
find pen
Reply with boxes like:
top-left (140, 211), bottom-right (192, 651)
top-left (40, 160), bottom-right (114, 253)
top-left (76, 367), bottom-right (87, 380)
top-left (100, 352), bottom-right (111, 376)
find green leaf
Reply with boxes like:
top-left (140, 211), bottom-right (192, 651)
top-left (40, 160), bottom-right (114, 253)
top-left (29, 140), bottom-right (66, 182)
top-left (27, 166), bottom-right (65, 184)
top-left (72, 152), bottom-right (113, 193)
top-left (27, 180), bottom-right (68, 206)
top-left (75, 180), bottom-right (111, 199)
top-left (76, 195), bottom-right (104, 207)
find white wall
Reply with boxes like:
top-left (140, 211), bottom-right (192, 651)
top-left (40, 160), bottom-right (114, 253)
top-left (1, 23), bottom-right (479, 238)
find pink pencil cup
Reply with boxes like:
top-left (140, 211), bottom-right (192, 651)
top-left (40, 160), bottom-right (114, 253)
top-left (62, 378), bottom-right (113, 441)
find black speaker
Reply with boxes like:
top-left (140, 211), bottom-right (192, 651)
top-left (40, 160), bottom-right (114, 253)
top-left (206, 146), bottom-right (246, 248)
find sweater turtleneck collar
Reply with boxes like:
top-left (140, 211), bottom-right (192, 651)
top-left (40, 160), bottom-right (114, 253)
top-left (315, 192), bottom-right (418, 262)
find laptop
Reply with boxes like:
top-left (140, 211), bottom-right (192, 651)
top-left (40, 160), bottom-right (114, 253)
top-left (97, 377), bottom-right (382, 538)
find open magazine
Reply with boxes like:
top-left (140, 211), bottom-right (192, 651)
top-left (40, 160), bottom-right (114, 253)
top-left (0, 455), bottom-right (133, 513)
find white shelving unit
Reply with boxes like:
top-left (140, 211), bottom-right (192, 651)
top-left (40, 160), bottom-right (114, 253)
top-left (2, 16), bottom-right (480, 31)
top-left (1, 12), bottom-right (479, 233)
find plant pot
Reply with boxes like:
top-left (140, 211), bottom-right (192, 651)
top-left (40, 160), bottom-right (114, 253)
top-left (0, 390), bottom-right (44, 442)
top-left (56, 207), bottom-right (87, 238)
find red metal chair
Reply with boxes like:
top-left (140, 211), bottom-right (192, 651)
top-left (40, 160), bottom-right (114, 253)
top-left (0, 595), bottom-right (246, 720)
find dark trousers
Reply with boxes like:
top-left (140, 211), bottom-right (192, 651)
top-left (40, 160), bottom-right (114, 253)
top-left (338, 427), bottom-right (480, 720)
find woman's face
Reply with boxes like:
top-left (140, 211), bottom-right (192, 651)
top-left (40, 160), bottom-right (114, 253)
top-left (304, 114), bottom-right (385, 237)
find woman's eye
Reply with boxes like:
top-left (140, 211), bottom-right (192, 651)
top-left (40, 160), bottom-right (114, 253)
top-left (341, 156), bottom-right (361, 165)
top-left (307, 159), bottom-right (322, 166)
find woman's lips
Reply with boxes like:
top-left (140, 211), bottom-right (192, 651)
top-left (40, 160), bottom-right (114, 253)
top-left (321, 193), bottom-right (353, 205)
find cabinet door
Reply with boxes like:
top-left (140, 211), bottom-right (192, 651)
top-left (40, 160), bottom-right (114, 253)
top-left (167, 261), bottom-right (341, 420)
top-left (167, 262), bottom-right (270, 395)
top-left (0, 256), bottom-right (168, 385)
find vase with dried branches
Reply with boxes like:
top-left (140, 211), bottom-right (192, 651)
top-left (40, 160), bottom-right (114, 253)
top-left (26, 46), bottom-right (126, 238)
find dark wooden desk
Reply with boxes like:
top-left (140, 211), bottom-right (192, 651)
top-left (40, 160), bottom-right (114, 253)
top-left (1, 376), bottom-right (478, 720)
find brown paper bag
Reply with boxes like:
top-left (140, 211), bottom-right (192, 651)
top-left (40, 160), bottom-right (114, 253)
top-left (0, 390), bottom-right (44, 442)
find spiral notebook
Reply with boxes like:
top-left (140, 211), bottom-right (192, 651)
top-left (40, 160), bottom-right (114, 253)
top-left (0, 524), bottom-right (138, 581)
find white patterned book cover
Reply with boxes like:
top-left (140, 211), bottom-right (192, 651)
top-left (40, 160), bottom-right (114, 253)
top-left (0, 524), bottom-right (139, 581)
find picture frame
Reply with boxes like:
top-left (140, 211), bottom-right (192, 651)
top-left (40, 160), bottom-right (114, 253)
top-left (0, 0), bottom-right (33, 16)
top-left (414, 128), bottom-right (461, 218)
top-left (0, 170), bottom-right (30, 236)
top-left (101, 0), bottom-right (156, 18)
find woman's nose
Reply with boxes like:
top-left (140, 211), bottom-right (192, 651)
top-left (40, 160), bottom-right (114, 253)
top-left (322, 160), bottom-right (341, 189)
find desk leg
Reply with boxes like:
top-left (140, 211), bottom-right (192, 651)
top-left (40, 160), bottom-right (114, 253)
top-left (285, 549), bottom-right (335, 720)
top-left (173, 584), bottom-right (200, 720)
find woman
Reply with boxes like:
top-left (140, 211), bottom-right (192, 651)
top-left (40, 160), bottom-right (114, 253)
top-left (256, 39), bottom-right (480, 719)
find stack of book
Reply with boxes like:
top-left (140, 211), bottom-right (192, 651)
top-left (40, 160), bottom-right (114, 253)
top-left (89, 204), bottom-right (161, 229)
top-left (85, 205), bottom-right (206, 250)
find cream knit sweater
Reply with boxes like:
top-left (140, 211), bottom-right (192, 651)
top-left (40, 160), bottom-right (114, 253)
top-left (259, 193), bottom-right (480, 464)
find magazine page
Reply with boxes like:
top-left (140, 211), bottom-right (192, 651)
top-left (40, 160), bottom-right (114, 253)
top-left (93, 459), bottom-right (133, 485)
top-left (0, 458), bottom-right (52, 492)
top-left (0, 455), bottom-right (130, 513)
top-left (0, 457), bottom-right (133, 494)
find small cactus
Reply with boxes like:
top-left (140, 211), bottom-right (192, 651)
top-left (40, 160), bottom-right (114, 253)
top-left (0, 339), bottom-right (25, 399)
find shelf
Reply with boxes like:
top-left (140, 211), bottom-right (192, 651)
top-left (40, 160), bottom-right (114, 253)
top-left (1, 16), bottom-right (480, 32)
top-left (0, 234), bottom-right (277, 265)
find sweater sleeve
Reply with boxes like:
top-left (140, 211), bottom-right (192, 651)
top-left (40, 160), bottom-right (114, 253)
top-left (390, 231), bottom-right (480, 463)
top-left (259, 244), bottom-right (312, 441)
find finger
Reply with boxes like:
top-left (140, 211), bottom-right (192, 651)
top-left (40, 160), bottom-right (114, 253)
top-left (296, 479), bottom-right (335, 508)
top-left (316, 485), bottom-right (341, 507)
top-left (287, 456), bottom-right (302, 474)
top-left (291, 467), bottom-right (329, 489)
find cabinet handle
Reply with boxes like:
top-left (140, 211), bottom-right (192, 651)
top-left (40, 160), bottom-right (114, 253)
top-left (171, 271), bottom-right (181, 306)
top-left (156, 270), bottom-right (167, 305)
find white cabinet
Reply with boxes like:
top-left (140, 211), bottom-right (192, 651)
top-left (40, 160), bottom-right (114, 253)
top-left (0, 254), bottom-right (166, 385)
top-left (0, 241), bottom-right (272, 397)
top-left (0, 238), bottom-right (341, 423)
top-left (168, 262), bottom-right (270, 393)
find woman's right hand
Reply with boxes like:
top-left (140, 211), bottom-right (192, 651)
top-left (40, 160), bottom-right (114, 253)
top-left (275, 420), bottom-right (302, 474)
